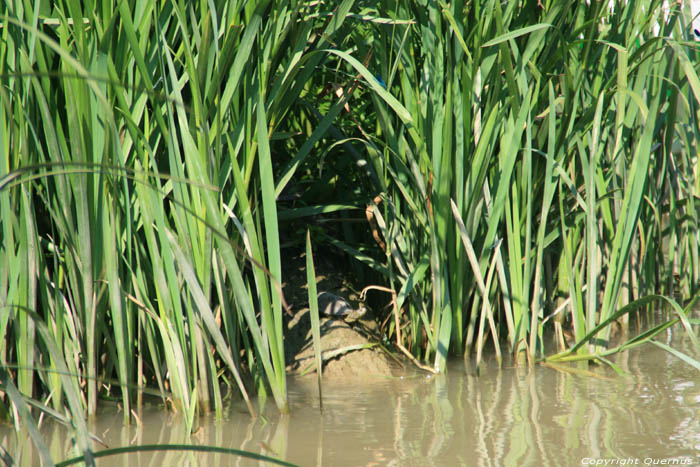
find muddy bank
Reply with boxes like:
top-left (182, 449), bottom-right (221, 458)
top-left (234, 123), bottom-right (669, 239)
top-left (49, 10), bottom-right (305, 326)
top-left (285, 310), bottom-right (400, 382)
top-left (281, 251), bottom-right (400, 382)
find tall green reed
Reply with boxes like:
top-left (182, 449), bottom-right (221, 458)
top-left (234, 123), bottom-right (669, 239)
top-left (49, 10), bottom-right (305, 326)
top-left (333, 0), bottom-right (700, 369)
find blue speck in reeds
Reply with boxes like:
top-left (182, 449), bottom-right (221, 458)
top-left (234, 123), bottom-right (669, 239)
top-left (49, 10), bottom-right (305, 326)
top-left (375, 73), bottom-right (386, 89)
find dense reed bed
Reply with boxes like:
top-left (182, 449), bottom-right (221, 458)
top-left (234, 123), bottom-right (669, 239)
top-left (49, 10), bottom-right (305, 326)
top-left (348, 0), bottom-right (700, 370)
top-left (1, 0), bottom-right (700, 463)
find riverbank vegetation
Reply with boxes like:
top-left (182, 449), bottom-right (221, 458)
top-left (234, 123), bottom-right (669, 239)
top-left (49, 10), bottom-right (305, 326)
top-left (1, 0), bottom-right (700, 463)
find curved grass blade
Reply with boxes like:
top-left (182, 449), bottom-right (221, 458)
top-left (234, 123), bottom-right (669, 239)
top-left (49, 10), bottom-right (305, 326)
top-left (545, 294), bottom-right (697, 362)
top-left (0, 367), bottom-right (54, 467)
top-left (545, 319), bottom-right (677, 363)
top-left (55, 444), bottom-right (299, 467)
top-left (650, 340), bottom-right (700, 371)
top-left (2, 306), bottom-right (94, 465)
top-left (481, 24), bottom-right (552, 48)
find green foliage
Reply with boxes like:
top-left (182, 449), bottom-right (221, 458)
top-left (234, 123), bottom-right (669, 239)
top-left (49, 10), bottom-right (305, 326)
top-left (0, 0), bottom-right (357, 456)
top-left (329, 0), bottom-right (700, 368)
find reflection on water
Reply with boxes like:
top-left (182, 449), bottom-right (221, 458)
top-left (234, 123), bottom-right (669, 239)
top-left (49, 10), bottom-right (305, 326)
top-left (2, 337), bottom-right (699, 466)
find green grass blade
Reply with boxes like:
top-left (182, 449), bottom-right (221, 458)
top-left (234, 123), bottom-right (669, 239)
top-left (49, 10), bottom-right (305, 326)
top-left (256, 89), bottom-right (287, 409)
top-left (55, 444), bottom-right (299, 467)
top-left (650, 340), bottom-right (700, 371)
top-left (0, 367), bottom-right (54, 467)
top-left (481, 24), bottom-right (552, 48)
top-left (305, 230), bottom-right (323, 407)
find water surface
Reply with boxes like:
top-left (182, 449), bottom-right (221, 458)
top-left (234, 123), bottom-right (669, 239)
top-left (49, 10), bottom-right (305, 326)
top-left (3, 337), bottom-right (699, 466)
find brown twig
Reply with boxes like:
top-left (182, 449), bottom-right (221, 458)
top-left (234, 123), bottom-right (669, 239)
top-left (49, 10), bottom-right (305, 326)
top-left (361, 285), bottom-right (438, 374)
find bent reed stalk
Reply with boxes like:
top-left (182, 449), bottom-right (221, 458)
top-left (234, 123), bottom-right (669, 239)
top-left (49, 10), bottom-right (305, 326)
top-left (1, 0), bottom-right (700, 463)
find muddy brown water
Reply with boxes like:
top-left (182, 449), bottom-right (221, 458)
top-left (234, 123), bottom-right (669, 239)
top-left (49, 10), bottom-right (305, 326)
top-left (2, 338), bottom-right (699, 466)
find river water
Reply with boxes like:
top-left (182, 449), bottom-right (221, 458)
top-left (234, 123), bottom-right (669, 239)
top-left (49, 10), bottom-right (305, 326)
top-left (2, 336), bottom-right (699, 466)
